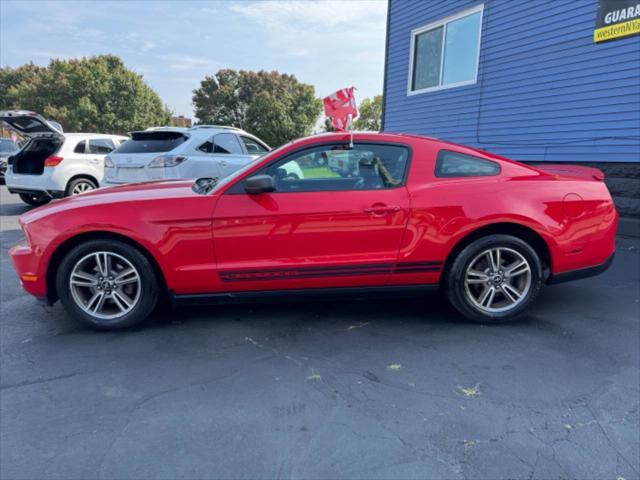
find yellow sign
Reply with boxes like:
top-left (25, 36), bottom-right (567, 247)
top-left (594, 17), bottom-right (640, 42)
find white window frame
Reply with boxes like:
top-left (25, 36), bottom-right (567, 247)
top-left (407, 4), bottom-right (484, 96)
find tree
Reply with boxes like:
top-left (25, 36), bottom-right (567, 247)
top-left (193, 69), bottom-right (321, 147)
top-left (354, 95), bottom-right (383, 131)
top-left (0, 55), bottom-right (171, 134)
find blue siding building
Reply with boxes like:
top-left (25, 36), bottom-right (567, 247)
top-left (382, 0), bottom-right (640, 217)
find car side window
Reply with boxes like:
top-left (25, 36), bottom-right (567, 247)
top-left (214, 133), bottom-right (243, 154)
top-left (435, 150), bottom-right (501, 177)
top-left (73, 140), bottom-right (87, 154)
top-left (240, 136), bottom-right (269, 154)
top-left (233, 143), bottom-right (410, 193)
top-left (88, 138), bottom-right (115, 154)
top-left (197, 140), bottom-right (213, 153)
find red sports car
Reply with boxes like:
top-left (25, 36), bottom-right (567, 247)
top-left (9, 131), bottom-right (617, 329)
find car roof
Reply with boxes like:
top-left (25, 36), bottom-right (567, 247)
top-left (134, 125), bottom-right (251, 140)
top-left (62, 133), bottom-right (129, 138)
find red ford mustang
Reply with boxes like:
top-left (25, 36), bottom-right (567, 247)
top-left (9, 131), bottom-right (617, 329)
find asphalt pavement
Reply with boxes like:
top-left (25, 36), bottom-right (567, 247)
top-left (1, 185), bottom-right (639, 480)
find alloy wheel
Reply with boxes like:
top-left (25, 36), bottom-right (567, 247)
top-left (463, 247), bottom-right (531, 313)
top-left (69, 251), bottom-right (141, 319)
top-left (71, 181), bottom-right (95, 195)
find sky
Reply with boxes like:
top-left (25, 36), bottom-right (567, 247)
top-left (0, 0), bottom-right (388, 119)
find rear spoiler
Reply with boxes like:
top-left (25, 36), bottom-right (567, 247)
top-left (534, 164), bottom-right (605, 181)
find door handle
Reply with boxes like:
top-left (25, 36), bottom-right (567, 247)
top-left (219, 161), bottom-right (228, 167)
top-left (364, 205), bottom-right (401, 215)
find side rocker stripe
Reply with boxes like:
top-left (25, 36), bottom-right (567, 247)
top-left (219, 261), bottom-right (443, 282)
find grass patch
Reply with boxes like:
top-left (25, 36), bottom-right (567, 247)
top-left (302, 167), bottom-right (340, 178)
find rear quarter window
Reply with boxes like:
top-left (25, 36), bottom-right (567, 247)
top-left (73, 140), bottom-right (87, 153)
top-left (88, 138), bottom-right (115, 154)
top-left (114, 131), bottom-right (187, 154)
top-left (435, 150), bottom-right (501, 178)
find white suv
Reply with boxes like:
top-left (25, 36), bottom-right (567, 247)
top-left (101, 125), bottom-right (269, 186)
top-left (1, 110), bottom-right (127, 206)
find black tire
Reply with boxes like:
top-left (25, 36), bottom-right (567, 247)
top-left (56, 239), bottom-right (159, 330)
top-left (65, 177), bottom-right (97, 196)
top-left (19, 192), bottom-right (51, 207)
top-left (445, 234), bottom-right (543, 323)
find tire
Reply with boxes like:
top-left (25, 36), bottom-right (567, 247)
top-left (56, 239), bottom-right (159, 330)
top-left (19, 192), bottom-right (51, 207)
top-left (445, 234), bottom-right (543, 323)
top-left (66, 177), bottom-right (97, 196)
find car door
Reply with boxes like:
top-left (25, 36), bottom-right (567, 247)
top-left (212, 141), bottom-right (412, 292)
top-left (213, 133), bottom-right (253, 177)
top-left (85, 138), bottom-right (116, 180)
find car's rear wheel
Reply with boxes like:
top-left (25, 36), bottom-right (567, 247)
top-left (66, 178), bottom-right (97, 196)
top-left (19, 193), bottom-right (50, 207)
top-left (56, 240), bottom-right (159, 329)
top-left (445, 234), bottom-right (543, 323)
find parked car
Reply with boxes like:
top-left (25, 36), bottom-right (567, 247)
top-left (9, 132), bottom-right (617, 330)
top-left (0, 137), bottom-right (19, 184)
top-left (101, 125), bottom-right (270, 187)
top-left (1, 110), bottom-right (127, 206)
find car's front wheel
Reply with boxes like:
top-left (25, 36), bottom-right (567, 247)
top-left (445, 234), bottom-right (543, 323)
top-left (56, 240), bottom-right (159, 329)
top-left (19, 192), bottom-right (51, 207)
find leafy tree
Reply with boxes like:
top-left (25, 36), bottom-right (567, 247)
top-left (0, 55), bottom-right (171, 134)
top-left (0, 63), bottom-right (45, 108)
top-left (354, 95), bottom-right (383, 131)
top-left (193, 69), bottom-right (321, 147)
top-left (322, 117), bottom-right (336, 133)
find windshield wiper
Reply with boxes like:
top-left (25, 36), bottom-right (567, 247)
top-left (192, 177), bottom-right (218, 195)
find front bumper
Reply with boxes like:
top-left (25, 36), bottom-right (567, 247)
top-left (547, 251), bottom-right (615, 285)
top-left (9, 241), bottom-right (48, 300)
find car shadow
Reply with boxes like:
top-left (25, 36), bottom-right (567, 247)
top-left (144, 291), bottom-right (540, 333)
top-left (0, 202), bottom-right (31, 216)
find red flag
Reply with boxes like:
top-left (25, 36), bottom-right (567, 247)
top-left (323, 87), bottom-right (358, 131)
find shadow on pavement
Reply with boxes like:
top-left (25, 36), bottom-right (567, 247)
top-left (0, 202), bottom-right (32, 216)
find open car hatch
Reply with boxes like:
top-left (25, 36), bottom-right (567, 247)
top-left (0, 110), bottom-right (64, 139)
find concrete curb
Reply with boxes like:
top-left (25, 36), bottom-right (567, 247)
top-left (618, 217), bottom-right (640, 238)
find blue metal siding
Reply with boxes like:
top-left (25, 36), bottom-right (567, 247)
top-left (383, 0), bottom-right (640, 163)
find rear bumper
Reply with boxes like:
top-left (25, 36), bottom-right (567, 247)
top-left (7, 186), bottom-right (64, 198)
top-left (5, 169), bottom-right (66, 195)
top-left (547, 251), bottom-right (615, 285)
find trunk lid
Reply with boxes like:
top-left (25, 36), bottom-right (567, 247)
top-left (535, 164), bottom-right (605, 181)
top-left (0, 110), bottom-right (64, 139)
top-left (105, 130), bottom-right (189, 184)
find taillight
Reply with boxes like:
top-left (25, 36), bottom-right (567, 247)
top-left (44, 155), bottom-right (64, 167)
top-left (148, 155), bottom-right (186, 168)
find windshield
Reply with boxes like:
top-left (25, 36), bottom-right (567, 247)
top-left (0, 139), bottom-right (18, 154)
top-left (209, 140), bottom-right (294, 192)
top-left (114, 131), bottom-right (187, 154)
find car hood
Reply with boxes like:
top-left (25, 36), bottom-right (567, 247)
top-left (20, 180), bottom-right (202, 223)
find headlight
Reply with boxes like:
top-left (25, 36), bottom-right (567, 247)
top-left (104, 156), bottom-right (114, 168)
top-left (148, 155), bottom-right (186, 168)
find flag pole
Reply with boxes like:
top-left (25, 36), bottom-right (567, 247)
top-left (347, 114), bottom-right (354, 149)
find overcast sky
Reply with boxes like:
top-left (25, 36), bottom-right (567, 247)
top-left (0, 0), bottom-right (388, 118)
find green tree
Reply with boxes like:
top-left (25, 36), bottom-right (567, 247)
top-left (354, 95), bottom-right (383, 131)
top-left (0, 55), bottom-right (171, 134)
top-left (193, 69), bottom-right (321, 147)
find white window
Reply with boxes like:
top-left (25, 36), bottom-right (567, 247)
top-left (408, 4), bottom-right (483, 95)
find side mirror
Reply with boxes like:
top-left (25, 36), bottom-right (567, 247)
top-left (245, 174), bottom-right (275, 194)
